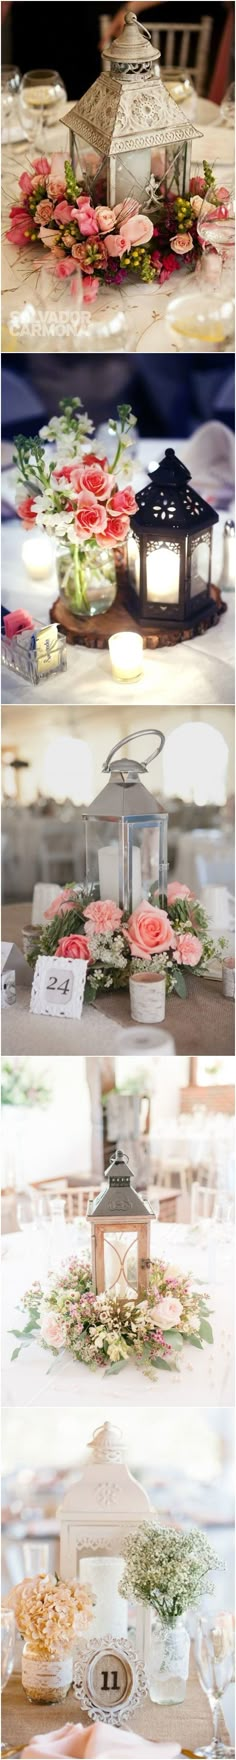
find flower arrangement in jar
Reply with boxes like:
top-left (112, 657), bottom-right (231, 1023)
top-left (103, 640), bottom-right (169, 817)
top-left (6, 1573), bottom-right (94, 1704)
top-left (14, 398), bottom-right (138, 619)
top-left (119, 1525), bottom-right (223, 1706)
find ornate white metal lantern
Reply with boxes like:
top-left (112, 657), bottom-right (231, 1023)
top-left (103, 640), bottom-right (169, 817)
top-left (84, 728), bottom-right (168, 911)
top-left (65, 11), bottom-right (201, 208)
top-left (88, 1147), bottom-right (154, 1300)
top-left (59, 1422), bottom-right (152, 1659)
top-left (127, 448), bottom-right (219, 634)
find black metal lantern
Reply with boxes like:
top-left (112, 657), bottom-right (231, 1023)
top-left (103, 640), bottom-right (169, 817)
top-left (126, 447), bottom-right (219, 634)
top-left (83, 729), bottom-right (168, 911)
top-left (64, 12), bottom-right (200, 210)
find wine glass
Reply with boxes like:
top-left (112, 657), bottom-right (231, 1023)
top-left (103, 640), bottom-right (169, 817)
top-left (1, 1609), bottom-right (15, 1754)
top-left (16, 1189), bottom-right (34, 1231)
top-left (19, 68), bottom-right (67, 149)
top-left (166, 285), bottom-right (235, 353)
top-left (197, 186), bottom-right (235, 297)
top-left (195, 1614), bottom-right (235, 1757)
top-left (1, 65), bottom-right (20, 143)
top-left (218, 83), bottom-right (235, 129)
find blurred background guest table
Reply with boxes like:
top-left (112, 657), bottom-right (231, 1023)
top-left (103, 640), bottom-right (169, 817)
top-left (1, 106), bottom-right (235, 355)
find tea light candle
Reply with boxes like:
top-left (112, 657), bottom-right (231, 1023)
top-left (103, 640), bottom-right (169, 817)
top-left (109, 631), bottom-right (144, 681)
top-left (22, 534), bottom-right (54, 581)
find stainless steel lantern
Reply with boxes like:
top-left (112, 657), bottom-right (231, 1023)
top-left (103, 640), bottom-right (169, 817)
top-left (127, 448), bottom-right (219, 632)
top-left (84, 728), bottom-right (168, 911)
top-left (64, 11), bottom-right (201, 209)
top-left (88, 1148), bottom-right (155, 1299)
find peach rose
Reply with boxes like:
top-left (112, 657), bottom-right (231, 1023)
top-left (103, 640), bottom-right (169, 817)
top-left (34, 199), bottom-right (53, 224)
top-left (95, 205), bottom-right (117, 234)
top-left (107, 487), bottom-right (138, 516)
top-left (125, 900), bottom-right (175, 959)
top-left (84, 900), bottom-right (122, 933)
top-left (47, 153), bottom-right (66, 200)
top-left (41, 1311), bottom-right (66, 1349)
top-left (105, 232), bottom-right (125, 259)
top-left (120, 214), bottom-right (154, 251)
top-left (97, 512), bottom-right (130, 546)
top-left (152, 1295), bottom-right (182, 1329)
top-left (170, 233), bottom-right (193, 255)
top-left (74, 492), bottom-right (107, 540)
top-left (174, 932), bottom-right (203, 967)
top-left (55, 933), bottom-right (91, 961)
top-left (45, 889), bottom-right (75, 921)
top-left (70, 460), bottom-right (111, 501)
top-left (167, 883), bottom-right (192, 904)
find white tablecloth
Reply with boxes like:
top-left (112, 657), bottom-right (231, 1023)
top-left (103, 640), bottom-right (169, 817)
top-left (2, 112), bottom-right (235, 354)
top-left (2, 1221), bottom-right (234, 1408)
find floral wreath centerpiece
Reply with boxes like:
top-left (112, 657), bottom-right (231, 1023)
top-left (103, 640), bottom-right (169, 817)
top-left (14, 398), bottom-right (138, 618)
top-left (27, 879), bottom-right (225, 1004)
top-left (12, 1252), bottom-right (213, 1379)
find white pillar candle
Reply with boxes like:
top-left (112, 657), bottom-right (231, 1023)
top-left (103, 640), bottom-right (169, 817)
top-left (147, 545), bottom-right (179, 603)
top-left (79, 1557), bottom-right (128, 1640)
top-left (115, 148), bottom-right (151, 205)
top-left (22, 534), bottom-right (55, 580)
top-left (109, 632), bottom-right (144, 681)
top-left (98, 843), bottom-right (142, 910)
top-left (104, 1231), bottom-right (137, 1297)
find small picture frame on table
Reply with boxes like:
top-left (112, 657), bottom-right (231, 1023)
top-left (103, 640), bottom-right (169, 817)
top-left (74, 1635), bottom-right (147, 1726)
top-left (30, 955), bottom-right (88, 1019)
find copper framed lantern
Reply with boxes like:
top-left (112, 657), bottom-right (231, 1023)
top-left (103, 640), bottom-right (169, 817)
top-left (126, 448), bottom-right (220, 634)
top-left (88, 1148), bottom-right (155, 1300)
top-left (83, 729), bottom-right (168, 912)
top-left (64, 11), bottom-right (201, 210)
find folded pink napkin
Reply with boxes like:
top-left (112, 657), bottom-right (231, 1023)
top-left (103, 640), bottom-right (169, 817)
top-left (22, 1724), bottom-right (181, 1759)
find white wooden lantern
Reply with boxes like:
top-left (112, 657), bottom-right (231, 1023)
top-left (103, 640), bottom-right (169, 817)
top-left (59, 1423), bottom-right (152, 1661)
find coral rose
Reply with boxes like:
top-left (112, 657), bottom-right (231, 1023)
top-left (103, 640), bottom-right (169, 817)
top-left (84, 900), bottom-right (122, 933)
top-left (97, 513), bottom-right (130, 547)
top-left (170, 233), bottom-right (193, 255)
top-left (34, 199), bottom-right (54, 224)
top-left (55, 934), bottom-right (91, 961)
top-left (41, 1311), bottom-right (66, 1349)
top-left (167, 883), bottom-right (192, 904)
top-left (53, 201), bottom-right (74, 224)
top-left (125, 901), bottom-right (175, 959)
top-left (107, 487), bottom-right (138, 515)
top-left (55, 258), bottom-right (77, 278)
top-left (70, 459), bottom-right (110, 501)
top-left (174, 932), bottom-right (203, 967)
top-left (152, 1295), bottom-right (182, 1329)
top-left (74, 491), bottom-right (107, 540)
top-left (17, 495), bottom-right (36, 527)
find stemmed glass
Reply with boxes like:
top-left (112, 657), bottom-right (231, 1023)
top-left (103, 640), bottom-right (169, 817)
top-left (1, 66), bottom-right (20, 143)
top-left (195, 1614), bottom-right (235, 1757)
top-left (1, 1609), bottom-right (15, 1755)
top-left (197, 184), bottom-right (235, 297)
top-left (19, 69), bottom-right (67, 149)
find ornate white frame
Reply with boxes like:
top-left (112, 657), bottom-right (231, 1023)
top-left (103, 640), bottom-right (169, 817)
top-left (30, 954), bottom-right (87, 1019)
top-left (73, 1634), bottom-right (147, 1725)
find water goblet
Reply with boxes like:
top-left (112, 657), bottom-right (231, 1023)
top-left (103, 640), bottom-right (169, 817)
top-left (19, 69), bottom-right (67, 149)
top-left (195, 1613), bottom-right (235, 1757)
top-left (1, 65), bottom-right (20, 143)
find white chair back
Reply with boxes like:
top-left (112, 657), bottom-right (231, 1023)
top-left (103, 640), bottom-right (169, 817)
top-left (99, 14), bottom-right (213, 93)
top-left (191, 1182), bottom-right (216, 1224)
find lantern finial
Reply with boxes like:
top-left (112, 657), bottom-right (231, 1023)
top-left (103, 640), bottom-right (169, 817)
top-left (88, 1424), bottom-right (125, 1463)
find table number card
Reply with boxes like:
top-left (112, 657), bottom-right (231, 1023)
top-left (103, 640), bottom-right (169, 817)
top-left (30, 955), bottom-right (88, 1019)
top-left (74, 1636), bottom-right (147, 1726)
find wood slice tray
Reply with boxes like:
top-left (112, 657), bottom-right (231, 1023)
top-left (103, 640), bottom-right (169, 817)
top-left (50, 576), bottom-right (226, 650)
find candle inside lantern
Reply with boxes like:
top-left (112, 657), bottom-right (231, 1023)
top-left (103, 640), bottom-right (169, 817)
top-left (104, 1231), bottom-right (138, 1297)
top-left (98, 842), bottom-right (142, 909)
top-left (114, 146), bottom-right (151, 205)
top-left (22, 534), bottom-right (55, 581)
top-left (79, 1557), bottom-right (128, 1640)
top-left (109, 632), bottom-right (144, 681)
top-left (147, 545), bottom-right (180, 603)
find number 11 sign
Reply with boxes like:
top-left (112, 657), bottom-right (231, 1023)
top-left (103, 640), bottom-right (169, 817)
top-left (74, 1636), bottom-right (147, 1726)
top-left (30, 954), bottom-right (88, 1019)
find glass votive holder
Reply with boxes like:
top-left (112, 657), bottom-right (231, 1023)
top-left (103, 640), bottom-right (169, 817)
top-left (109, 631), bottom-right (144, 681)
top-left (222, 956), bottom-right (235, 998)
top-left (22, 534), bottom-right (55, 580)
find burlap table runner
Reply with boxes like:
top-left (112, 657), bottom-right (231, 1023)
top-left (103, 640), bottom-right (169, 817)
top-left (1, 903), bottom-right (234, 1056)
top-left (2, 1651), bottom-right (228, 1755)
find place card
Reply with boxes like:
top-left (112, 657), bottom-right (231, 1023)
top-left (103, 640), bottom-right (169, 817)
top-left (30, 954), bottom-right (88, 1019)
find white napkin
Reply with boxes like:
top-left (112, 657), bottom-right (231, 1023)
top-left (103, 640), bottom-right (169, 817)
top-left (182, 421), bottom-right (235, 508)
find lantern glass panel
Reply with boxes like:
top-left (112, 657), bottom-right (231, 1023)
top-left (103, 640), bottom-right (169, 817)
top-left (85, 815), bottom-right (167, 910)
top-left (104, 1230), bottom-right (138, 1296)
top-left (127, 531), bottom-right (140, 597)
top-left (151, 142), bottom-right (189, 195)
top-left (79, 1556), bottom-right (127, 1639)
top-left (114, 147), bottom-right (151, 205)
top-left (73, 133), bottom-right (107, 199)
top-left (189, 532), bottom-right (211, 598)
top-left (146, 541), bottom-right (180, 604)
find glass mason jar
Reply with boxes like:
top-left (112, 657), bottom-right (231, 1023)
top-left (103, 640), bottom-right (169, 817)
top-left (147, 1614), bottom-right (190, 1705)
top-left (57, 539), bottom-right (117, 618)
top-left (22, 1643), bottom-right (73, 1703)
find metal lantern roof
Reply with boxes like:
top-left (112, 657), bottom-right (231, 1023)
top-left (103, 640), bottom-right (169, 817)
top-left (88, 1148), bottom-right (154, 1219)
top-left (64, 11), bottom-right (201, 158)
top-left (131, 448), bottom-right (219, 536)
top-left (84, 730), bottom-right (165, 821)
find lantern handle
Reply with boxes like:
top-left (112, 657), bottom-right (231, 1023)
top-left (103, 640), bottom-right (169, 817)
top-left (103, 729), bottom-right (165, 774)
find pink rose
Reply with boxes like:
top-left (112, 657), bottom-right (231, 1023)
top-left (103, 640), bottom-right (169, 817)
top-left (190, 176), bottom-right (206, 196)
top-left (19, 171), bottom-right (33, 195)
top-left (70, 459), bottom-right (110, 501)
top-left (6, 216), bottom-right (35, 245)
top-left (53, 201), bottom-right (74, 224)
top-left (34, 199), bottom-right (54, 224)
top-left (95, 205), bottom-right (117, 234)
top-left (152, 1295), bottom-right (182, 1329)
top-left (32, 156), bottom-right (51, 176)
top-left (45, 888), bottom-right (75, 921)
top-left (97, 512), bottom-right (130, 547)
top-left (73, 201), bottom-right (99, 238)
top-left (17, 495), bottom-right (36, 527)
top-left (75, 491), bottom-right (107, 540)
top-left (55, 934), bottom-right (91, 961)
top-left (82, 275), bottom-right (99, 303)
top-left (170, 233), bottom-right (193, 255)
top-left (47, 154), bottom-right (66, 200)
top-left (174, 932), bottom-right (203, 967)
top-left (120, 214), bottom-right (154, 252)
top-left (125, 900), bottom-right (175, 959)
top-left (84, 900), bottom-right (122, 933)
top-left (105, 232), bottom-right (124, 259)
top-left (53, 462), bottom-right (76, 484)
top-left (167, 883), bottom-right (192, 904)
top-left (41, 1312), bottom-right (66, 1350)
top-left (55, 258), bottom-right (77, 278)
top-left (107, 487), bottom-right (138, 516)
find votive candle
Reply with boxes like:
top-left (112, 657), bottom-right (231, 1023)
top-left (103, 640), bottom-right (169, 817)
top-left (22, 534), bottom-right (55, 580)
top-left (109, 631), bottom-right (144, 681)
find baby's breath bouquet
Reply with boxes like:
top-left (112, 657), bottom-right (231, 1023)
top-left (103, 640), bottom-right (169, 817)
top-left (119, 1524), bottom-right (222, 1624)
